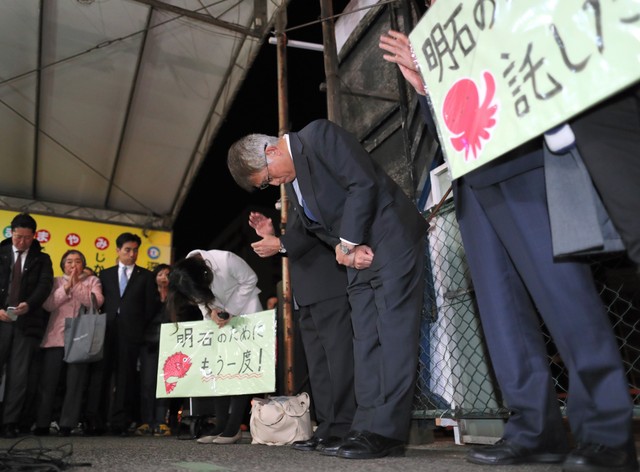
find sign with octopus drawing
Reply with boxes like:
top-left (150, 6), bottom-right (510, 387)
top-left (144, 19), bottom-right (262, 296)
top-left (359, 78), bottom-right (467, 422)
top-left (155, 310), bottom-right (276, 398)
top-left (409, 0), bottom-right (640, 179)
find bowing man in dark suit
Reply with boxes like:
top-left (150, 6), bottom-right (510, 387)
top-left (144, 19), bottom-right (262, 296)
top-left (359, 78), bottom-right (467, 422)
top-left (249, 200), bottom-right (356, 454)
top-left (85, 232), bottom-right (156, 435)
top-left (380, 28), bottom-right (637, 472)
top-left (228, 120), bottom-right (428, 459)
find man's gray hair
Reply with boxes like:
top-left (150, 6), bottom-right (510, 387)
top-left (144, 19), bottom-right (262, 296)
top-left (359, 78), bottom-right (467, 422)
top-left (227, 133), bottom-right (279, 192)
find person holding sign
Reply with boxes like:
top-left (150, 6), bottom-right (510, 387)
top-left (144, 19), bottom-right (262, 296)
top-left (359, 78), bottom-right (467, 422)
top-left (228, 121), bottom-right (428, 459)
top-left (166, 250), bottom-right (262, 444)
top-left (380, 25), bottom-right (637, 472)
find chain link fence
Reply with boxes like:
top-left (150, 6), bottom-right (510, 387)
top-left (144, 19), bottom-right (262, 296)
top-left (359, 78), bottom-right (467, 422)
top-left (413, 200), bottom-right (640, 421)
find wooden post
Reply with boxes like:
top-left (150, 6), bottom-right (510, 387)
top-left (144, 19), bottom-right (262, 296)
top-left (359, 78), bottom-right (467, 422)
top-left (320, 0), bottom-right (342, 125)
top-left (275, 6), bottom-right (295, 396)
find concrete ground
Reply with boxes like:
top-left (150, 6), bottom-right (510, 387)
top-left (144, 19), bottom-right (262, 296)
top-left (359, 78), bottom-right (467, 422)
top-left (0, 432), bottom-right (593, 472)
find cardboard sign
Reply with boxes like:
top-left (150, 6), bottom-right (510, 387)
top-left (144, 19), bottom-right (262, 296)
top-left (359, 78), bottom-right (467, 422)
top-left (156, 310), bottom-right (276, 398)
top-left (409, 1), bottom-right (640, 179)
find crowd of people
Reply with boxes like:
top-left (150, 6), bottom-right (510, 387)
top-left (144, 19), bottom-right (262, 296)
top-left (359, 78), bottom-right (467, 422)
top-left (0, 218), bottom-right (179, 438)
top-left (1, 2), bottom-right (638, 471)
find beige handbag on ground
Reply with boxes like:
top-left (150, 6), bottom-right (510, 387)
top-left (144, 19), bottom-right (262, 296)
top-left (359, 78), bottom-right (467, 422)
top-left (249, 392), bottom-right (313, 446)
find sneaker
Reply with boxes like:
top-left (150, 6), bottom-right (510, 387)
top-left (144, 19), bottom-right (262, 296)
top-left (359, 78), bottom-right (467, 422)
top-left (135, 423), bottom-right (152, 436)
top-left (153, 424), bottom-right (172, 437)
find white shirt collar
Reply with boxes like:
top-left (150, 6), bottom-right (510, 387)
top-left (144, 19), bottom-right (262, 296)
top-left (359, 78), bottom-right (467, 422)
top-left (12, 246), bottom-right (28, 259)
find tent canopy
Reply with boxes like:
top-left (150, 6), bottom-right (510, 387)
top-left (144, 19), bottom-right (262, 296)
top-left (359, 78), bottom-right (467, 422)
top-left (0, 0), bottom-right (283, 229)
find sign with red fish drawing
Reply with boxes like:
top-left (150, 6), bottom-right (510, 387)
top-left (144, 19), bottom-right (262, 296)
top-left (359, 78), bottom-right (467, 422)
top-left (409, 0), bottom-right (640, 179)
top-left (155, 310), bottom-right (276, 398)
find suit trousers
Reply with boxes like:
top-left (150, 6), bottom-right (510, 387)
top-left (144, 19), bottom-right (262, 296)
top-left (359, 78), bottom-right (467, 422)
top-left (36, 347), bottom-right (88, 429)
top-left (298, 294), bottom-right (355, 438)
top-left (1, 324), bottom-right (39, 425)
top-left (139, 344), bottom-right (166, 426)
top-left (110, 336), bottom-right (141, 430)
top-left (346, 239), bottom-right (425, 442)
top-left (455, 166), bottom-right (634, 452)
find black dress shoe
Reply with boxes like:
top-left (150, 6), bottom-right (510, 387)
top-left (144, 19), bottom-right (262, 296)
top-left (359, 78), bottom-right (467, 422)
top-left (316, 436), bottom-right (345, 456)
top-left (83, 426), bottom-right (104, 436)
top-left (292, 436), bottom-right (321, 451)
top-left (33, 427), bottom-right (50, 436)
top-left (336, 431), bottom-right (405, 460)
top-left (467, 439), bottom-right (567, 465)
top-left (2, 424), bottom-right (17, 439)
top-left (563, 444), bottom-right (639, 472)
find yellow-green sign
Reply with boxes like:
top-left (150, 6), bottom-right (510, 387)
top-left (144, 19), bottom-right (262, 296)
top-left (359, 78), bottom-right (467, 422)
top-left (410, 0), bottom-right (640, 179)
top-left (156, 310), bottom-right (276, 398)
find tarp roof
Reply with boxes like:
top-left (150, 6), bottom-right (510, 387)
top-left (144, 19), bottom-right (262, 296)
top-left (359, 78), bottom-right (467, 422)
top-left (0, 0), bottom-right (283, 230)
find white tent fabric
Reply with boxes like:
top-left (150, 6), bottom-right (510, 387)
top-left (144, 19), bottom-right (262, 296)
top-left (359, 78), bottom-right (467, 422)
top-left (0, 0), bottom-right (283, 229)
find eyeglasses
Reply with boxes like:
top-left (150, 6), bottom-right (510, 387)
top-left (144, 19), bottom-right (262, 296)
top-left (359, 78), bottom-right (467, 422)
top-left (258, 143), bottom-right (272, 190)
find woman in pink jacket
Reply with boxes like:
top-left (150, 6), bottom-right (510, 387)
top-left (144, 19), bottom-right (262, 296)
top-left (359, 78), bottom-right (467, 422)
top-left (34, 250), bottom-right (104, 436)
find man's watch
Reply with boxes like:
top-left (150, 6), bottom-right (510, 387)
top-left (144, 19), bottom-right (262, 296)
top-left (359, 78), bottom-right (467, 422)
top-left (339, 242), bottom-right (353, 255)
top-left (278, 240), bottom-right (286, 254)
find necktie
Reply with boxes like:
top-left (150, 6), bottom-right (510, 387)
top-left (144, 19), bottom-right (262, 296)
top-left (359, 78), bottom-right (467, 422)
top-left (8, 251), bottom-right (23, 306)
top-left (119, 266), bottom-right (128, 296)
top-left (300, 195), bottom-right (317, 222)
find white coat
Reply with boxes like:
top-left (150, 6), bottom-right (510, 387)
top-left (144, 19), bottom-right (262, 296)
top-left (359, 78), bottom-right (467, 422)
top-left (186, 249), bottom-right (262, 318)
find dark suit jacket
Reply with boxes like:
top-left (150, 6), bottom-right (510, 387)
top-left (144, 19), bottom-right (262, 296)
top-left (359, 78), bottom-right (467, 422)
top-left (99, 264), bottom-right (156, 344)
top-left (288, 119), bottom-right (427, 269)
top-left (282, 184), bottom-right (347, 306)
top-left (0, 238), bottom-right (53, 337)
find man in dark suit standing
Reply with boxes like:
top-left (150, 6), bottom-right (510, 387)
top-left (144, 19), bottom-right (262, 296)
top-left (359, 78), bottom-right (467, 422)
top-left (85, 232), bottom-right (156, 435)
top-left (0, 213), bottom-right (53, 438)
top-left (380, 28), bottom-right (637, 472)
top-left (228, 120), bottom-right (428, 459)
top-left (249, 199), bottom-right (356, 453)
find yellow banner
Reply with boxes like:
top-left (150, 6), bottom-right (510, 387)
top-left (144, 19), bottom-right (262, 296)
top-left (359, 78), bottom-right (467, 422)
top-left (0, 210), bottom-right (172, 276)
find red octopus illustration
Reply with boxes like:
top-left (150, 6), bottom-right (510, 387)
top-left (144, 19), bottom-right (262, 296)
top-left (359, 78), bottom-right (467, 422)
top-left (442, 71), bottom-right (497, 161)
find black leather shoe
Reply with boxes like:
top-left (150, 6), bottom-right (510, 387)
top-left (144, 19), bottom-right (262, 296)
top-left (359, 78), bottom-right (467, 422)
top-left (33, 427), bottom-right (50, 436)
top-left (563, 444), bottom-right (639, 472)
top-left (292, 436), bottom-right (321, 451)
top-left (2, 424), bottom-right (17, 439)
top-left (467, 439), bottom-right (567, 465)
top-left (83, 426), bottom-right (104, 436)
top-left (316, 436), bottom-right (345, 456)
top-left (336, 431), bottom-right (405, 460)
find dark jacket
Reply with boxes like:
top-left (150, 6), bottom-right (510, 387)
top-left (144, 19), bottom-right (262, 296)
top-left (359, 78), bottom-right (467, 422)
top-left (99, 264), bottom-right (156, 344)
top-left (0, 238), bottom-right (53, 338)
top-left (289, 119), bottom-right (428, 270)
top-left (282, 183), bottom-right (348, 306)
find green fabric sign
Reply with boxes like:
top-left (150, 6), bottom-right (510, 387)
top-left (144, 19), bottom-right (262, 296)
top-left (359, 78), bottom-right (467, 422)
top-left (155, 310), bottom-right (276, 398)
top-left (409, 0), bottom-right (640, 179)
